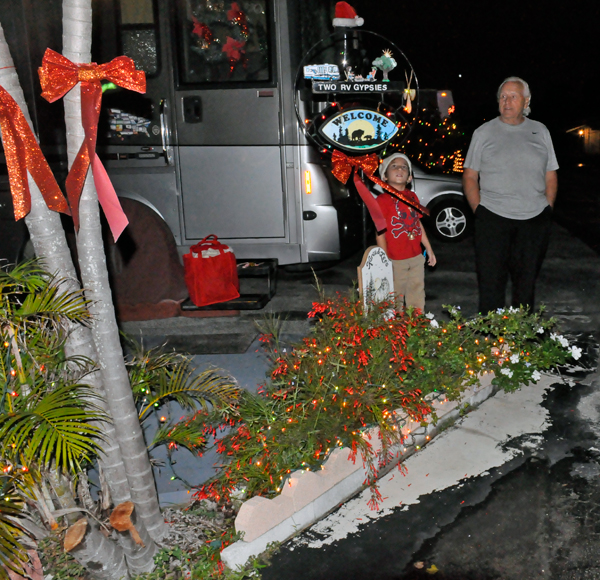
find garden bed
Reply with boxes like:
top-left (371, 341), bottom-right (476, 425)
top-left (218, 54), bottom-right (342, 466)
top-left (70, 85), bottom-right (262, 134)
top-left (221, 371), bottom-right (496, 569)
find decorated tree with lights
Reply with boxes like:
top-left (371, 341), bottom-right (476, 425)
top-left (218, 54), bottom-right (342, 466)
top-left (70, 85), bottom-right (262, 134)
top-left (396, 106), bottom-right (469, 174)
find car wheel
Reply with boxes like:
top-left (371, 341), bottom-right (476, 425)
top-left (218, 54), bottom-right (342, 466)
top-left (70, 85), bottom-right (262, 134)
top-left (429, 199), bottom-right (472, 242)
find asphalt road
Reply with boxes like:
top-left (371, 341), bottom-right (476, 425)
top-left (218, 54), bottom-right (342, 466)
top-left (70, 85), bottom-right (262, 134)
top-left (553, 164), bottom-right (600, 256)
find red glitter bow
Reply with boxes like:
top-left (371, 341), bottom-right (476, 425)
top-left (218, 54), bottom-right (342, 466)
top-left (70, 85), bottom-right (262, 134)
top-left (331, 149), bottom-right (429, 216)
top-left (0, 85), bottom-right (70, 220)
top-left (38, 48), bottom-right (146, 231)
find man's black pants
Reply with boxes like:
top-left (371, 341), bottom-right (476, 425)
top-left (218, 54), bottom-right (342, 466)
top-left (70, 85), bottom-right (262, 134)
top-left (474, 205), bottom-right (552, 314)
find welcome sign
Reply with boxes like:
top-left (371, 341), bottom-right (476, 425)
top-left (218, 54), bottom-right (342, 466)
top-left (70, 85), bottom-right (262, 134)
top-left (319, 108), bottom-right (399, 153)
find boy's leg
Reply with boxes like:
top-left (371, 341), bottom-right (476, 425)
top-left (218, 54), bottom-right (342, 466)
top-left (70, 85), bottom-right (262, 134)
top-left (404, 254), bottom-right (426, 311)
top-left (391, 258), bottom-right (410, 309)
top-left (509, 206), bottom-right (552, 311)
top-left (474, 206), bottom-right (512, 314)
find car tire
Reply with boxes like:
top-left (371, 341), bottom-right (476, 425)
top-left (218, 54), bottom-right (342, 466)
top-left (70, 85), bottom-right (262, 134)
top-left (428, 199), bottom-right (472, 242)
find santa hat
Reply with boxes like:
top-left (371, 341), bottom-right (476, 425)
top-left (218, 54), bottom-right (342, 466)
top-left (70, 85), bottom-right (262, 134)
top-left (379, 153), bottom-right (413, 180)
top-left (333, 2), bottom-right (364, 27)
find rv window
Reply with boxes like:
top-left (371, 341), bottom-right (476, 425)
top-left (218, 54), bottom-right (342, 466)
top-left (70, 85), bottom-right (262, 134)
top-left (177, 0), bottom-right (272, 84)
top-left (119, 0), bottom-right (159, 76)
top-left (288, 0), bottom-right (335, 73)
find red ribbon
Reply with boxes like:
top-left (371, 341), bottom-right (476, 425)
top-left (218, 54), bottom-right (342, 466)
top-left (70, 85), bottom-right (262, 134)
top-left (38, 48), bottom-right (146, 237)
top-left (0, 85), bottom-right (70, 220)
top-left (331, 150), bottom-right (429, 217)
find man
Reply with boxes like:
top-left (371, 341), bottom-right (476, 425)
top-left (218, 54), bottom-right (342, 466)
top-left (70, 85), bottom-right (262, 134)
top-left (463, 77), bottom-right (558, 314)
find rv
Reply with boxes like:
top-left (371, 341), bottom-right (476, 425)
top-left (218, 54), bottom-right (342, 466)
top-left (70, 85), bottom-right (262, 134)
top-left (0, 0), bottom-right (362, 303)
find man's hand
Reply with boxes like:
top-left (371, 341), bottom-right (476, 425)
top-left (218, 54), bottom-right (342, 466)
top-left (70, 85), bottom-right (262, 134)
top-left (462, 168), bottom-right (481, 212)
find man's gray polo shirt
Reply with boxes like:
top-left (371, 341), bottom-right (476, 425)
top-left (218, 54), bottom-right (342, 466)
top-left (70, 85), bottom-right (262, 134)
top-left (464, 117), bottom-right (559, 220)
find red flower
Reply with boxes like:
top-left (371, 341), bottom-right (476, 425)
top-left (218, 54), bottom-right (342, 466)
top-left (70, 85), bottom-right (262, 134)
top-left (271, 358), bottom-right (288, 378)
top-left (308, 301), bottom-right (328, 317)
top-left (356, 349), bottom-right (371, 368)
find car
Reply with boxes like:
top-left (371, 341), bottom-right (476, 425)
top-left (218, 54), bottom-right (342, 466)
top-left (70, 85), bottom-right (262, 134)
top-left (411, 162), bottom-right (472, 242)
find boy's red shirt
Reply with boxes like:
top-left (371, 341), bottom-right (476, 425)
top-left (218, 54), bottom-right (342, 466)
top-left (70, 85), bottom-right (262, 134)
top-left (376, 190), bottom-right (423, 260)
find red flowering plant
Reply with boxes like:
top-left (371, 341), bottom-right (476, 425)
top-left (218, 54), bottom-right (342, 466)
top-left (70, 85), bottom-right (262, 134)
top-left (193, 292), bottom-right (577, 511)
top-left (194, 292), bottom-right (443, 510)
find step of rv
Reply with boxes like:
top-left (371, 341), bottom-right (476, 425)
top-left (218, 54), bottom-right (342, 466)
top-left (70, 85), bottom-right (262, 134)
top-left (180, 294), bottom-right (271, 311)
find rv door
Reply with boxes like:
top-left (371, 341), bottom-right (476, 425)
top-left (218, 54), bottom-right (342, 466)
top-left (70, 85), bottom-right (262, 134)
top-left (173, 0), bottom-right (285, 251)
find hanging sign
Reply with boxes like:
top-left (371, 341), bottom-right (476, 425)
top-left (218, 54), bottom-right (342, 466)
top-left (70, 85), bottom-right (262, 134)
top-left (319, 107), bottom-right (399, 153)
top-left (312, 81), bottom-right (404, 94)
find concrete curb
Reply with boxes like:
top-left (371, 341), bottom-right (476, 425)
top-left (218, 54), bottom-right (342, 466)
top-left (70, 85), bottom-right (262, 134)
top-left (222, 372), bottom-right (497, 570)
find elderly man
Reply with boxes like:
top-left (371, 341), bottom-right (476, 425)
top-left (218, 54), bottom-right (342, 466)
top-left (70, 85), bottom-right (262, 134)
top-left (463, 77), bottom-right (558, 314)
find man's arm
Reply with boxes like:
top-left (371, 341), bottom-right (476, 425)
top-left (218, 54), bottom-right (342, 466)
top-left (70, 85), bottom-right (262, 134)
top-left (462, 168), bottom-right (481, 212)
top-left (545, 170), bottom-right (558, 208)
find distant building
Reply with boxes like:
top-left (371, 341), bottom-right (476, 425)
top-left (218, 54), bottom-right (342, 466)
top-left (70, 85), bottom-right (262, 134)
top-left (566, 124), bottom-right (600, 155)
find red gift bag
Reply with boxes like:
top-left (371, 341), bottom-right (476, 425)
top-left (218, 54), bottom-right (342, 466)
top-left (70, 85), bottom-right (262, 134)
top-left (183, 235), bottom-right (240, 307)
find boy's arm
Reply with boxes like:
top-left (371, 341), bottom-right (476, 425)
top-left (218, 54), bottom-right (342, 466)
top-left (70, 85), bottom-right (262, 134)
top-left (376, 232), bottom-right (388, 254)
top-left (420, 222), bottom-right (436, 266)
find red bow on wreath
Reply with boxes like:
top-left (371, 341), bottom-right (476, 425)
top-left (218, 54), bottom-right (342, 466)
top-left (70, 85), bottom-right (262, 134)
top-left (0, 85), bottom-right (70, 220)
top-left (331, 150), bottom-right (429, 217)
top-left (38, 48), bottom-right (146, 238)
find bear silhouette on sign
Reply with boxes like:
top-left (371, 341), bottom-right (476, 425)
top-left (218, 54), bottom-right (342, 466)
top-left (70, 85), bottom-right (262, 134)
top-left (351, 129), bottom-right (364, 141)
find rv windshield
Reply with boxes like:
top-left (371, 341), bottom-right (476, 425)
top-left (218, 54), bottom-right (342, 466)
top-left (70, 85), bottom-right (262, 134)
top-left (177, 0), bottom-right (272, 84)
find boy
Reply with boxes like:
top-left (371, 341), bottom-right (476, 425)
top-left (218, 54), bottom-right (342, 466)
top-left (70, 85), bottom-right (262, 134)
top-left (375, 153), bottom-right (436, 311)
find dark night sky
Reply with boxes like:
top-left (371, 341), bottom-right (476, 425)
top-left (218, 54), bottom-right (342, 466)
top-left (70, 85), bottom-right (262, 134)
top-left (351, 0), bottom-right (599, 134)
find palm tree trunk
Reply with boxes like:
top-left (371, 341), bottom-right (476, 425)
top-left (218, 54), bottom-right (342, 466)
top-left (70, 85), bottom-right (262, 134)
top-left (0, 19), bottom-right (130, 511)
top-left (70, 521), bottom-right (130, 580)
top-left (1, 19), bottom-right (154, 577)
top-left (61, 0), bottom-right (167, 543)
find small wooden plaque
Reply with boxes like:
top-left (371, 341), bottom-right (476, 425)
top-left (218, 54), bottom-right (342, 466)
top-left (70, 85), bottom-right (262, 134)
top-left (357, 246), bottom-right (394, 311)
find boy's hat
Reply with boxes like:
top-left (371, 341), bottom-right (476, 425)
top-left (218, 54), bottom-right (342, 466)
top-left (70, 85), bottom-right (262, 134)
top-left (379, 153), bottom-right (412, 180)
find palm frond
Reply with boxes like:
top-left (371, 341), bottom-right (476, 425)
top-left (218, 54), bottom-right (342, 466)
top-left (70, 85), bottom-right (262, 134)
top-left (138, 367), bottom-right (240, 420)
top-left (0, 259), bottom-right (51, 295)
top-left (16, 282), bottom-right (90, 326)
top-left (0, 483), bottom-right (28, 578)
top-left (0, 384), bottom-right (107, 473)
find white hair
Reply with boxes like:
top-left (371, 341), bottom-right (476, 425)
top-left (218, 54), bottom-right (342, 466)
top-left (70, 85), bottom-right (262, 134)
top-left (497, 76), bottom-right (531, 116)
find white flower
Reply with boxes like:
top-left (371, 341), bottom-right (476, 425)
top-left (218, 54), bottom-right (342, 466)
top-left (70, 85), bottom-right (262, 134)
top-left (425, 312), bottom-right (435, 319)
top-left (537, 326), bottom-right (544, 334)
top-left (500, 367), bottom-right (513, 378)
top-left (570, 345), bottom-right (582, 360)
top-left (550, 333), bottom-right (569, 348)
top-left (510, 354), bottom-right (520, 364)
top-left (430, 319), bottom-right (439, 328)
top-left (532, 370), bottom-right (541, 382)
top-left (508, 306), bottom-right (518, 313)
top-left (496, 308), bottom-right (505, 314)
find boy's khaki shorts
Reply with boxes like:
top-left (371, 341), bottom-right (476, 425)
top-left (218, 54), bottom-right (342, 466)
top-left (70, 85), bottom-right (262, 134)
top-left (392, 253), bottom-right (425, 311)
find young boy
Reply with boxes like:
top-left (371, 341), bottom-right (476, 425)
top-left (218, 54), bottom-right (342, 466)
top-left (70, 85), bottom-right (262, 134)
top-left (375, 153), bottom-right (436, 311)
